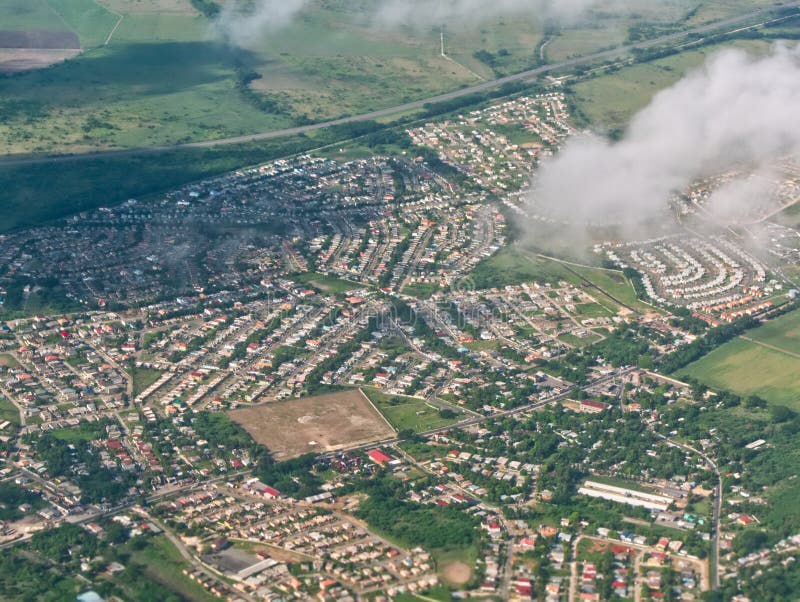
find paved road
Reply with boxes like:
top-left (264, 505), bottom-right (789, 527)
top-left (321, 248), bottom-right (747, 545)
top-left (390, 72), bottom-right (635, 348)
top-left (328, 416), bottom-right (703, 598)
top-left (2, 2), bottom-right (797, 168)
top-left (655, 433), bottom-right (722, 589)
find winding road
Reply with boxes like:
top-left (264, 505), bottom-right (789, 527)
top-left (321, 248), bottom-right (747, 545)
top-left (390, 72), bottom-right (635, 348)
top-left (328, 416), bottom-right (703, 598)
top-left (2, 2), bottom-right (798, 168)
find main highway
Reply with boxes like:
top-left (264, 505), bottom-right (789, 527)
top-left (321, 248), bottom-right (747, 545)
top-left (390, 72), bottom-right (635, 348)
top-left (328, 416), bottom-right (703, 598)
top-left (2, 1), bottom-right (798, 168)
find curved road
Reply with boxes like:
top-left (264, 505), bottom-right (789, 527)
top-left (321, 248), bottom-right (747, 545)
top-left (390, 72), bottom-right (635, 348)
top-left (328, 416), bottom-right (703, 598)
top-left (656, 432), bottom-right (723, 590)
top-left (2, 2), bottom-right (798, 168)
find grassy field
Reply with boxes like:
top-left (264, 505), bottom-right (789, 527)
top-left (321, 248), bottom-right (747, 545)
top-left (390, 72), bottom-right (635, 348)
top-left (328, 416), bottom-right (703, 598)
top-left (573, 301), bottom-right (616, 318)
top-left (2, 0), bottom-right (780, 156)
top-left (0, 0), bottom-right (292, 154)
top-left (558, 331), bottom-right (603, 347)
top-left (129, 535), bottom-right (219, 602)
top-left (363, 388), bottom-right (462, 433)
top-left (744, 308), bottom-right (800, 356)
top-left (293, 272), bottom-right (360, 294)
top-left (567, 263), bottom-right (655, 313)
top-left (131, 365), bottom-right (162, 397)
top-left (677, 337), bottom-right (800, 409)
top-left (570, 38), bottom-right (774, 132)
top-left (469, 246), bottom-right (577, 289)
top-left (402, 282), bottom-right (441, 299)
top-left (51, 421), bottom-right (106, 442)
top-left (0, 396), bottom-right (21, 425)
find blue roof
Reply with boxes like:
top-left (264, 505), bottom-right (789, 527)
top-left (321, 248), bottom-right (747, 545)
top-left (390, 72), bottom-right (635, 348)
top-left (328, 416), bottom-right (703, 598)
top-left (77, 592), bottom-right (105, 602)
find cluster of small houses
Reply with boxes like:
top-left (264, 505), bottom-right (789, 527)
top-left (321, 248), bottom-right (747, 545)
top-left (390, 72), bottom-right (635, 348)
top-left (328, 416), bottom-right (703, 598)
top-left (602, 236), bottom-right (777, 314)
top-left (162, 482), bottom-right (440, 600)
top-left (407, 94), bottom-right (572, 192)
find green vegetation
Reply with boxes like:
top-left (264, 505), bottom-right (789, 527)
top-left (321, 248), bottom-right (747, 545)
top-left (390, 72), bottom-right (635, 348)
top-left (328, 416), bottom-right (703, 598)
top-left (678, 337), bottom-right (800, 410)
top-left (573, 302), bottom-right (615, 318)
top-left (354, 474), bottom-right (480, 557)
top-left (130, 365), bottom-right (162, 397)
top-left (0, 396), bottom-right (20, 425)
top-left (0, 481), bottom-right (44, 521)
top-left (402, 282), bottom-right (441, 299)
top-left (469, 247), bottom-right (576, 289)
top-left (51, 421), bottom-right (107, 442)
top-left (0, 521), bottom-right (218, 602)
top-left (293, 272), bottom-right (360, 294)
top-left (744, 307), bottom-right (800, 356)
top-left (125, 534), bottom-right (219, 602)
top-left (364, 388), bottom-right (462, 433)
top-left (566, 264), bottom-right (653, 312)
top-left (570, 38), bottom-right (775, 133)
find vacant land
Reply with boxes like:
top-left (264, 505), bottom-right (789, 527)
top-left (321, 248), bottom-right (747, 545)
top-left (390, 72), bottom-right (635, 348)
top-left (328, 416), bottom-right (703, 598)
top-left (2, 0), bottom-right (780, 155)
top-left (0, 48), bottom-right (81, 72)
top-left (571, 38), bottom-right (773, 132)
top-left (567, 263), bottom-right (655, 313)
top-left (228, 389), bottom-right (395, 459)
top-left (293, 272), bottom-right (360, 294)
top-left (131, 365), bottom-right (162, 397)
top-left (363, 388), bottom-right (462, 433)
top-left (470, 246), bottom-right (577, 289)
top-left (744, 309), bottom-right (800, 356)
top-left (130, 535), bottom-right (219, 602)
top-left (678, 337), bottom-right (800, 409)
top-left (0, 396), bottom-right (20, 425)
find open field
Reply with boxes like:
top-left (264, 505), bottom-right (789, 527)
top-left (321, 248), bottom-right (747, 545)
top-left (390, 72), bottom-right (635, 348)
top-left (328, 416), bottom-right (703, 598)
top-left (677, 337), bottom-right (800, 409)
top-left (566, 263), bottom-right (656, 313)
top-left (570, 38), bottom-right (774, 132)
top-left (0, 397), bottom-right (20, 425)
top-left (0, 48), bottom-right (81, 73)
top-left (469, 246), bottom-right (577, 289)
top-left (293, 272), bottom-right (360, 294)
top-left (228, 389), bottom-right (395, 459)
top-left (130, 535), bottom-right (219, 602)
top-left (0, 354), bottom-right (20, 368)
top-left (1, 0), bottom-right (786, 155)
top-left (131, 365), bottom-right (162, 398)
top-left (363, 388), bottom-right (463, 433)
top-left (434, 544), bottom-right (479, 587)
top-left (744, 307), bottom-right (800, 356)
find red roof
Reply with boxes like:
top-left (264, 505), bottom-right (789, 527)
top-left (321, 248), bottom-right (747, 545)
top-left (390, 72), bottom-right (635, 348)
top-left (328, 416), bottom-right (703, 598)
top-left (581, 400), bottom-right (611, 410)
top-left (368, 449), bottom-right (392, 464)
top-left (262, 486), bottom-right (280, 497)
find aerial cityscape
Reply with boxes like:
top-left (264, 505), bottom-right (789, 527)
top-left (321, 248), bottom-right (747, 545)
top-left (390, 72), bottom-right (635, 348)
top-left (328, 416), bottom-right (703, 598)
top-left (0, 1), bottom-right (799, 601)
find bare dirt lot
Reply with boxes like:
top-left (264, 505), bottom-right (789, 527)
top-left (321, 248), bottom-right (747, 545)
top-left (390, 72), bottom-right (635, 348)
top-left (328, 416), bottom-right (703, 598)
top-left (228, 389), bottom-right (395, 459)
top-left (0, 30), bottom-right (80, 49)
top-left (442, 561), bottom-right (472, 586)
top-left (0, 48), bottom-right (80, 73)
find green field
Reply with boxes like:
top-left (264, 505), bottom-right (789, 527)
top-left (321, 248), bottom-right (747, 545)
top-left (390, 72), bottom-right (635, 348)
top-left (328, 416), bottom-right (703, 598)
top-left (573, 301), bottom-right (616, 318)
top-left (570, 38), bottom-right (774, 132)
top-left (744, 309), bottom-right (800, 356)
top-left (0, 0), bottom-right (68, 31)
top-left (363, 388), bottom-right (462, 432)
top-left (127, 534), bottom-right (219, 602)
top-left (293, 272), bottom-right (360, 294)
top-left (51, 421), bottom-right (106, 442)
top-left (558, 331), bottom-right (603, 347)
top-left (402, 282), bottom-right (441, 299)
top-left (469, 246), bottom-right (578, 289)
top-left (0, 397), bottom-right (21, 425)
top-left (2, 0), bottom-right (782, 156)
top-left (131, 365), bottom-right (162, 397)
top-left (678, 337), bottom-right (800, 410)
top-left (567, 263), bottom-right (655, 313)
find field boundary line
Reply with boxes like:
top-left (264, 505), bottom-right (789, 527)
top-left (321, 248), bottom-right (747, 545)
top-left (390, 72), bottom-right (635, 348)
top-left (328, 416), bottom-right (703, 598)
top-left (359, 387), bottom-right (398, 435)
top-left (105, 13), bottom-right (124, 46)
top-left (739, 335), bottom-right (800, 360)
